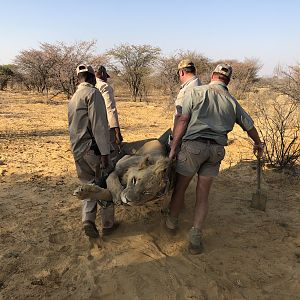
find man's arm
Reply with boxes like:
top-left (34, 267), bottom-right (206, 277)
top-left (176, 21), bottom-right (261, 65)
top-left (169, 114), bottom-right (190, 159)
top-left (88, 90), bottom-right (110, 163)
top-left (235, 101), bottom-right (264, 158)
top-left (101, 84), bottom-right (123, 144)
top-left (247, 126), bottom-right (264, 158)
top-left (112, 126), bottom-right (123, 144)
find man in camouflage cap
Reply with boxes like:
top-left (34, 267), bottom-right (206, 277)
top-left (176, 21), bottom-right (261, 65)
top-left (172, 59), bottom-right (201, 132)
top-left (68, 64), bottom-right (118, 239)
top-left (166, 63), bottom-right (264, 255)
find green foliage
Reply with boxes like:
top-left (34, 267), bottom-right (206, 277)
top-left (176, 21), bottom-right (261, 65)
top-left (107, 44), bottom-right (161, 101)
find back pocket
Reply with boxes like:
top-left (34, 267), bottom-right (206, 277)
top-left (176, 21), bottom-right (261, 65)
top-left (185, 141), bottom-right (202, 154)
top-left (211, 145), bottom-right (225, 163)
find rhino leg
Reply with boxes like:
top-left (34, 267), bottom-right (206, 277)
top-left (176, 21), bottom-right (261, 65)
top-left (106, 171), bottom-right (124, 204)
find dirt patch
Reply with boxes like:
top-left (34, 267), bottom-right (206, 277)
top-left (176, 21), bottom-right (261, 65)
top-left (0, 91), bottom-right (299, 299)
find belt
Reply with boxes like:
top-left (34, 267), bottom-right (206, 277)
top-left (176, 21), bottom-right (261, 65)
top-left (194, 137), bottom-right (218, 145)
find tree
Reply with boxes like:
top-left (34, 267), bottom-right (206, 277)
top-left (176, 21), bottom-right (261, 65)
top-left (272, 63), bottom-right (300, 104)
top-left (15, 48), bottom-right (56, 94)
top-left (14, 40), bottom-right (97, 98)
top-left (41, 40), bottom-right (97, 98)
top-left (253, 92), bottom-right (300, 170)
top-left (107, 44), bottom-right (161, 101)
top-left (0, 65), bottom-right (14, 90)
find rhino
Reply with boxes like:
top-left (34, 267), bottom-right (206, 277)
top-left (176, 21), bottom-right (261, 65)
top-left (73, 133), bottom-right (175, 206)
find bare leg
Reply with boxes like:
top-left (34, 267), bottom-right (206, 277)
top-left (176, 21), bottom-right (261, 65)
top-left (193, 175), bottom-right (214, 230)
top-left (169, 173), bottom-right (193, 218)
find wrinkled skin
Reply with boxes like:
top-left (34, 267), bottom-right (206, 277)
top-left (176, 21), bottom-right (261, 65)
top-left (74, 139), bottom-right (175, 206)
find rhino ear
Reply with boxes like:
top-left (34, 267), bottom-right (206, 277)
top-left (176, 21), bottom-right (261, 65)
top-left (138, 155), bottom-right (151, 170)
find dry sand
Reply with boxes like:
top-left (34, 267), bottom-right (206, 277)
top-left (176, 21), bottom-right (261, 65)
top-left (0, 90), bottom-right (299, 300)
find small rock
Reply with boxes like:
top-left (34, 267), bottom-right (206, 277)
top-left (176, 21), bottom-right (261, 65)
top-left (293, 235), bottom-right (300, 247)
top-left (0, 160), bottom-right (5, 165)
top-left (1, 169), bottom-right (7, 176)
top-left (4, 251), bottom-right (20, 259)
top-left (278, 222), bottom-right (289, 228)
top-left (31, 279), bottom-right (44, 286)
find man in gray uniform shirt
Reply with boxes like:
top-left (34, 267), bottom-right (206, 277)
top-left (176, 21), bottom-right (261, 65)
top-left (167, 63), bottom-right (264, 255)
top-left (68, 64), bottom-right (117, 238)
top-left (172, 59), bottom-right (201, 133)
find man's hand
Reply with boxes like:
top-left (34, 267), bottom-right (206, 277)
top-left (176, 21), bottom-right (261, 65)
top-left (169, 148), bottom-right (176, 160)
top-left (253, 142), bottom-right (264, 158)
top-left (100, 155), bottom-right (109, 169)
top-left (114, 127), bottom-right (123, 145)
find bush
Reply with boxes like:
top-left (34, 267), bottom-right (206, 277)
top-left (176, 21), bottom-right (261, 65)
top-left (253, 91), bottom-right (300, 169)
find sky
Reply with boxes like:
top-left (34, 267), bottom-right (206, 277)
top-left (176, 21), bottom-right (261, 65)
top-left (1, 0), bottom-right (299, 76)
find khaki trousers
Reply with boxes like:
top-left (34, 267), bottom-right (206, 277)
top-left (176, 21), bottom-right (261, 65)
top-left (75, 150), bottom-right (114, 228)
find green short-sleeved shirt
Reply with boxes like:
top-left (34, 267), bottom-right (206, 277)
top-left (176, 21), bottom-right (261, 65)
top-left (181, 81), bottom-right (254, 146)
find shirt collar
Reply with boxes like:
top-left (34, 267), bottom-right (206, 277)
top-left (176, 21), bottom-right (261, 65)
top-left (209, 80), bottom-right (228, 90)
top-left (180, 75), bottom-right (198, 89)
top-left (77, 82), bottom-right (95, 89)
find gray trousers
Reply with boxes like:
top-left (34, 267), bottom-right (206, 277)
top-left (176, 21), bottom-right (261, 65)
top-left (75, 149), bottom-right (114, 228)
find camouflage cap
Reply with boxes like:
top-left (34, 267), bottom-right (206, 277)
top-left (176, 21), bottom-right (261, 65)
top-left (177, 59), bottom-right (195, 70)
top-left (213, 63), bottom-right (232, 78)
top-left (76, 64), bottom-right (95, 75)
top-left (95, 65), bottom-right (110, 78)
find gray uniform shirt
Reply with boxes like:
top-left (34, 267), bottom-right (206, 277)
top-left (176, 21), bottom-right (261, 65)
top-left (181, 81), bottom-right (254, 145)
top-left (96, 78), bottom-right (120, 129)
top-left (175, 76), bottom-right (201, 114)
top-left (68, 82), bottom-right (110, 160)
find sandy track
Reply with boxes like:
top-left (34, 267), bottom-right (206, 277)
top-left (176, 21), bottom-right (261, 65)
top-left (0, 91), bottom-right (299, 300)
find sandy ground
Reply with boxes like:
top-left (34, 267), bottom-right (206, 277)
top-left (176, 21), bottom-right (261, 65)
top-left (0, 90), bottom-right (300, 300)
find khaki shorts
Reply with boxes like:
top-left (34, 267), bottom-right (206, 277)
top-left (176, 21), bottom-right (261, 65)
top-left (176, 140), bottom-right (225, 177)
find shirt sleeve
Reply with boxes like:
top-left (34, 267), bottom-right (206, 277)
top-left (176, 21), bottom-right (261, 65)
top-left (88, 90), bottom-right (110, 155)
top-left (181, 89), bottom-right (196, 116)
top-left (235, 101), bottom-right (254, 131)
top-left (100, 84), bottom-right (120, 128)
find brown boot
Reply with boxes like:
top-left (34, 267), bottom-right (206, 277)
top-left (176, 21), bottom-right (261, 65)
top-left (102, 222), bottom-right (120, 236)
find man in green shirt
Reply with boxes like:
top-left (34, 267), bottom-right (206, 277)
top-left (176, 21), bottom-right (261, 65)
top-left (167, 63), bottom-right (264, 254)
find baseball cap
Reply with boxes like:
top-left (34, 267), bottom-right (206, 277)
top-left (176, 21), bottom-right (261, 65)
top-left (76, 64), bottom-right (95, 75)
top-left (177, 59), bottom-right (195, 70)
top-left (96, 65), bottom-right (110, 78)
top-left (213, 63), bottom-right (232, 78)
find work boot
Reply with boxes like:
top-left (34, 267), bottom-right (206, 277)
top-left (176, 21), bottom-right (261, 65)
top-left (102, 222), bottom-right (120, 236)
top-left (83, 220), bottom-right (100, 238)
top-left (165, 213), bottom-right (178, 235)
top-left (188, 227), bottom-right (203, 255)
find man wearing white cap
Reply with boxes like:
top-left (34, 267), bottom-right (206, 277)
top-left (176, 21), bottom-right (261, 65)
top-left (68, 64), bottom-right (118, 238)
top-left (167, 63), bottom-right (264, 254)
